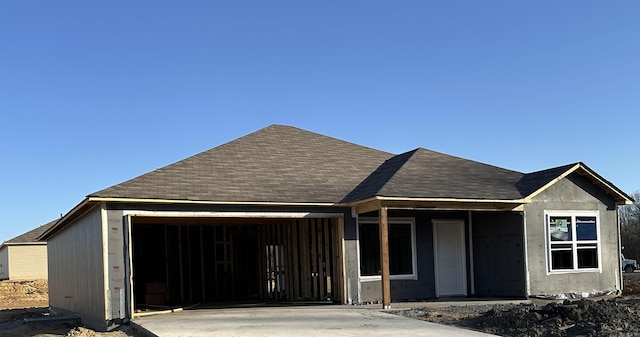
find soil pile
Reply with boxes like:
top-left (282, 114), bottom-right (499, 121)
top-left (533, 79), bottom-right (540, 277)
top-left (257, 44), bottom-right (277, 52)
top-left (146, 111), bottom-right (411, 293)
top-left (394, 276), bottom-right (640, 336)
top-left (0, 279), bottom-right (48, 309)
top-left (465, 298), bottom-right (640, 337)
top-left (0, 280), bottom-right (143, 337)
top-left (397, 297), bottom-right (640, 337)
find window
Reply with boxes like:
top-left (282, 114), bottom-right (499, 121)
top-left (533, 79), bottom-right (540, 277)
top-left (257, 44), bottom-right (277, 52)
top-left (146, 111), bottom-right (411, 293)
top-left (546, 211), bottom-right (600, 272)
top-left (358, 218), bottom-right (416, 280)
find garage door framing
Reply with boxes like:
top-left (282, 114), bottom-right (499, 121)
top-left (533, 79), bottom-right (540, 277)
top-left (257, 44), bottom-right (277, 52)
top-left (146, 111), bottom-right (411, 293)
top-left (123, 211), bottom-right (346, 318)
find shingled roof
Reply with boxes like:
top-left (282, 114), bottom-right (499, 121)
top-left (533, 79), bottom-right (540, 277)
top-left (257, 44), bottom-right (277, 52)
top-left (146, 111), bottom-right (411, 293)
top-left (89, 125), bottom-right (632, 206)
top-left (3, 219), bottom-right (58, 245)
top-left (41, 125), bottom-right (634, 241)
top-left (91, 125), bottom-right (393, 203)
top-left (343, 148), bottom-right (526, 202)
top-left (515, 163), bottom-right (578, 197)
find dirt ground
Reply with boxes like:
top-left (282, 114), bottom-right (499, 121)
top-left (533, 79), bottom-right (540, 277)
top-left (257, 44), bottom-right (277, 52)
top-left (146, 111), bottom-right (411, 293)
top-left (3, 277), bottom-right (640, 337)
top-left (394, 274), bottom-right (640, 337)
top-left (0, 279), bottom-right (144, 337)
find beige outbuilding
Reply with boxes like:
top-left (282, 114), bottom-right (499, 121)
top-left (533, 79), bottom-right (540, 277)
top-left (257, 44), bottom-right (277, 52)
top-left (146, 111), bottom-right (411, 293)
top-left (0, 220), bottom-right (57, 280)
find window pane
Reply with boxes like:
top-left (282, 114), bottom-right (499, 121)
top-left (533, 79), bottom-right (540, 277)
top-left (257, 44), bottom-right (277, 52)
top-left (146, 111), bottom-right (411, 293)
top-left (551, 250), bottom-right (573, 270)
top-left (576, 217), bottom-right (597, 241)
top-left (577, 248), bottom-right (598, 268)
top-left (389, 223), bottom-right (412, 275)
top-left (359, 223), bottom-right (380, 276)
top-left (550, 216), bottom-right (572, 241)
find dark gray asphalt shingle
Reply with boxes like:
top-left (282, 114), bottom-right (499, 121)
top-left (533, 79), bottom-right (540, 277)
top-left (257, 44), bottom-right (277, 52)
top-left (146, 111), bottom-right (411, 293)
top-left (90, 124), bottom-right (590, 204)
top-left (515, 163), bottom-right (578, 197)
top-left (343, 148), bottom-right (527, 201)
top-left (91, 125), bottom-right (393, 203)
top-left (4, 219), bottom-right (58, 244)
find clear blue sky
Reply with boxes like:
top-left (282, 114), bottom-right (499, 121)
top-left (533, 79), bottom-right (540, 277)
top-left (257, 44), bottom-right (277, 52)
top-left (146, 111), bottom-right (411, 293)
top-left (1, 1), bottom-right (638, 242)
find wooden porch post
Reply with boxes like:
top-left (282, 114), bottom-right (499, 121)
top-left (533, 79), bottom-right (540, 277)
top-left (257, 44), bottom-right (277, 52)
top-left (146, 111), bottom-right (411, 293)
top-left (379, 207), bottom-right (391, 309)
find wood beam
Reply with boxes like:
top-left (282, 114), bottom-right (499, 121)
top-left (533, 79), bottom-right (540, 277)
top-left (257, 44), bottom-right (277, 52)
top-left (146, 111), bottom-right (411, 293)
top-left (379, 207), bottom-right (391, 309)
top-left (354, 199), bottom-right (382, 215)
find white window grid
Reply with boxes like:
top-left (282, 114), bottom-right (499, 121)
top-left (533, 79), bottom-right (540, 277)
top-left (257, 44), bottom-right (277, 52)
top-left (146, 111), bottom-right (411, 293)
top-left (545, 210), bottom-right (601, 274)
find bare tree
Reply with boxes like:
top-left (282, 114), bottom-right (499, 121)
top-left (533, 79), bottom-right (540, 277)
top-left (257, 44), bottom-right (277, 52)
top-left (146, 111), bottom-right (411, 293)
top-left (621, 191), bottom-right (640, 260)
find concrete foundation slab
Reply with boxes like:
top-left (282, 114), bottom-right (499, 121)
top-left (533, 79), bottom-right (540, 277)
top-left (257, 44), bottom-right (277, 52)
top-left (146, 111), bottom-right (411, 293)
top-left (132, 305), bottom-right (497, 337)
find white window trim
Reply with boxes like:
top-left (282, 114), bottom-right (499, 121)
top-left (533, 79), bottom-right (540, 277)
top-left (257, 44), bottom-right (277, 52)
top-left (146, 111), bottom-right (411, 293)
top-left (544, 210), bottom-right (601, 275)
top-left (357, 217), bottom-right (418, 281)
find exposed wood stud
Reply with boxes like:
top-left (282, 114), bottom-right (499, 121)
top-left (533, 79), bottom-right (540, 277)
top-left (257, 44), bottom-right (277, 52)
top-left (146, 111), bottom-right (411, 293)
top-left (315, 219), bottom-right (323, 298)
top-left (164, 224), bottom-right (170, 304)
top-left (134, 217), bottom-right (339, 309)
top-left (265, 224), bottom-right (272, 298)
top-left (286, 222), bottom-right (294, 301)
top-left (292, 221), bottom-right (300, 300)
top-left (300, 219), bottom-right (310, 299)
top-left (323, 218), bottom-right (331, 299)
top-left (277, 222), bottom-right (283, 298)
top-left (332, 218), bottom-right (345, 303)
top-left (310, 219), bottom-right (318, 299)
top-left (199, 225), bottom-right (205, 301)
top-left (258, 224), bottom-right (265, 299)
top-left (178, 226), bottom-right (184, 302)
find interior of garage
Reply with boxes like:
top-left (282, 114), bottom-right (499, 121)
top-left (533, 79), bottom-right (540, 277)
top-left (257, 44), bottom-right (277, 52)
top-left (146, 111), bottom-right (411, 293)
top-left (130, 217), bottom-right (343, 310)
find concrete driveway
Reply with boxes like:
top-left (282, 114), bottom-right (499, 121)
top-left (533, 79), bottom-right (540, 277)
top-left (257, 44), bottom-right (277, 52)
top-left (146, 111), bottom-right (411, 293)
top-left (132, 305), bottom-right (496, 337)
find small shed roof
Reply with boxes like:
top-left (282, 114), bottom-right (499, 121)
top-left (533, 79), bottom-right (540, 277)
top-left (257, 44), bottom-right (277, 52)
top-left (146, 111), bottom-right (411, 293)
top-left (2, 219), bottom-right (58, 246)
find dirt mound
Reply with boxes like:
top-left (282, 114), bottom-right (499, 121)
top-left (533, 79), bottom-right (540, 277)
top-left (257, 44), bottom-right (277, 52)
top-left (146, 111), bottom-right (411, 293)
top-left (0, 280), bottom-right (144, 337)
top-left (397, 297), bottom-right (640, 337)
top-left (466, 298), bottom-right (640, 337)
top-left (0, 279), bottom-right (48, 309)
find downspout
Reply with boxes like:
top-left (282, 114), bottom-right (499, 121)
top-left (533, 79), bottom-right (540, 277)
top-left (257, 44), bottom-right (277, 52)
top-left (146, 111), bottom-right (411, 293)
top-left (522, 210), bottom-right (531, 297)
top-left (100, 205), bottom-right (111, 323)
top-left (124, 215), bottom-right (134, 320)
top-left (617, 207), bottom-right (623, 293)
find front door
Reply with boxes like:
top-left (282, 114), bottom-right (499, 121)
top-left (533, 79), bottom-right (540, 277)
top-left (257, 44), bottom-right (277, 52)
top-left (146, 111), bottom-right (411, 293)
top-left (433, 220), bottom-right (467, 297)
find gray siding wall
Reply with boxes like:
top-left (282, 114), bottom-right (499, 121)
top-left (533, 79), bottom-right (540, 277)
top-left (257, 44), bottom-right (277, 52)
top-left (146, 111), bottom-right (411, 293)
top-left (0, 247), bottom-right (8, 280)
top-left (472, 212), bottom-right (526, 297)
top-left (48, 206), bottom-right (107, 330)
top-left (7, 245), bottom-right (48, 280)
top-left (354, 211), bottom-right (468, 303)
top-left (353, 210), bottom-right (528, 302)
top-left (524, 174), bottom-right (620, 296)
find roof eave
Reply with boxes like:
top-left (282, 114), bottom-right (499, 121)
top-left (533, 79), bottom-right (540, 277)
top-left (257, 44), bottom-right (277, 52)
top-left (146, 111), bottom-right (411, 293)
top-left (38, 198), bottom-right (95, 241)
top-left (87, 196), bottom-right (338, 207)
top-left (40, 196), bottom-right (340, 241)
top-left (1, 242), bottom-right (47, 247)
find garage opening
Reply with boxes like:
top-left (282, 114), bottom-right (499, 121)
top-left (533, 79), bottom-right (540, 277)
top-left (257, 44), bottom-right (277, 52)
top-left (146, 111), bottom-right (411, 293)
top-left (130, 217), bottom-right (343, 310)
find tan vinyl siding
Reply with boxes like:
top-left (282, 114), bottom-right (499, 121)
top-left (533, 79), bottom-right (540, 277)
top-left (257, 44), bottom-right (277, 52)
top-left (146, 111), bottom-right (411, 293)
top-left (48, 207), bottom-right (106, 329)
top-left (7, 245), bottom-right (48, 279)
top-left (0, 247), bottom-right (8, 280)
